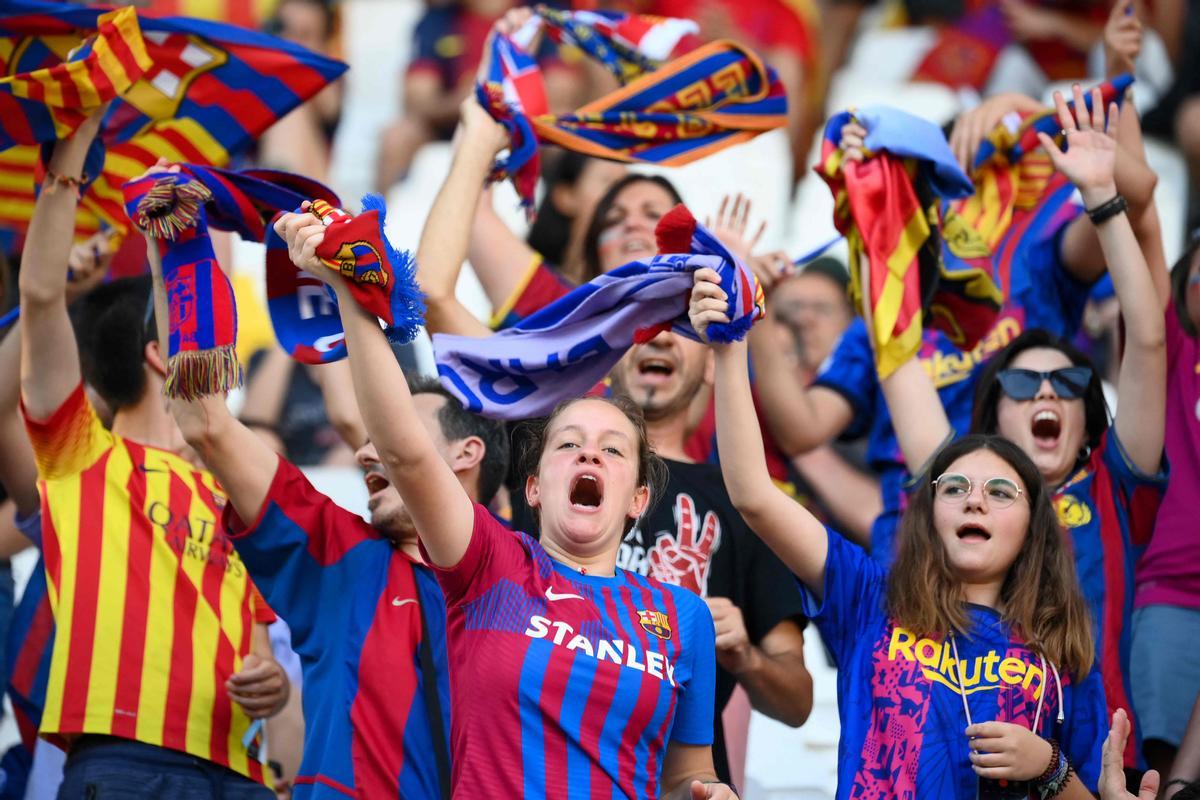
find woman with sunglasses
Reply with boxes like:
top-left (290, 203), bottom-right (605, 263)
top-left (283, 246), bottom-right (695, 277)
top-left (688, 270), bottom-right (1108, 795)
top-left (861, 86), bottom-right (1168, 772)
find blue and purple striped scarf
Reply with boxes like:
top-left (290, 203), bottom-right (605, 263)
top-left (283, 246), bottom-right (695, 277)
top-left (433, 205), bottom-right (764, 419)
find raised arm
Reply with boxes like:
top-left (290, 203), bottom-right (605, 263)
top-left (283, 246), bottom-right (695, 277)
top-left (1037, 87), bottom-right (1165, 474)
top-left (689, 270), bottom-right (828, 595)
top-left (790, 446), bottom-right (882, 547)
top-left (275, 211), bottom-right (475, 567)
top-left (19, 112), bottom-right (105, 420)
top-left (137, 165), bottom-right (280, 525)
top-left (746, 292), bottom-right (855, 455)
top-left (416, 100), bottom-right (509, 338)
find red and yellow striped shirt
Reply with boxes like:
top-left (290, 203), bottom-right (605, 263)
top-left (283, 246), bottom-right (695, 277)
top-left (22, 384), bottom-right (273, 783)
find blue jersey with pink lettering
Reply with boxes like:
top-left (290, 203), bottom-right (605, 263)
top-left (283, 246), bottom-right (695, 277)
top-left (806, 531), bottom-right (1107, 800)
top-left (426, 504), bottom-right (715, 799)
top-left (815, 206), bottom-right (1090, 564)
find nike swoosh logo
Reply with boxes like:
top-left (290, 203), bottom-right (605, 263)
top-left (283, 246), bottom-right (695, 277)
top-left (392, 597), bottom-right (416, 607)
top-left (545, 586), bottom-right (584, 602)
top-left (138, 464), bottom-right (167, 474)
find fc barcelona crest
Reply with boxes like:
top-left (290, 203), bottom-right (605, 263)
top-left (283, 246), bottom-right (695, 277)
top-left (638, 609), bottom-right (672, 639)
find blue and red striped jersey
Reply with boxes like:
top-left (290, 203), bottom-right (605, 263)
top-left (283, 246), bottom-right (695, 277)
top-left (1055, 429), bottom-right (1167, 768)
top-left (223, 457), bottom-right (450, 799)
top-left (427, 505), bottom-right (715, 799)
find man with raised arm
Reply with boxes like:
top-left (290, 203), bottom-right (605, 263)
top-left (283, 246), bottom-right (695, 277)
top-left (18, 118), bottom-right (286, 797)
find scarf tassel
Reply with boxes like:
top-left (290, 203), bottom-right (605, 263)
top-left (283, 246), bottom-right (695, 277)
top-left (163, 345), bottom-right (242, 401)
top-left (133, 176), bottom-right (213, 241)
top-left (358, 194), bottom-right (426, 344)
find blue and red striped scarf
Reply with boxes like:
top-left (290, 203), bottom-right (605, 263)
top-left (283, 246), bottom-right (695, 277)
top-left (479, 5), bottom-right (786, 215)
top-left (433, 204), bottom-right (764, 419)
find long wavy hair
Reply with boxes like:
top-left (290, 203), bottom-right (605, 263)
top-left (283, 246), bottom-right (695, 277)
top-left (887, 435), bottom-right (1094, 678)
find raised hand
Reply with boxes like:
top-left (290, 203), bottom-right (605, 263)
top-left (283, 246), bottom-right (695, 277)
top-left (948, 92), bottom-right (1042, 172)
top-left (687, 268), bottom-right (730, 342)
top-left (1035, 85), bottom-right (1119, 207)
top-left (1103, 0), bottom-right (1141, 78)
top-left (273, 205), bottom-right (339, 287)
top-left (705, 193), bottom-right (766, 267)
top-left (838, 120), bottom-right (867, 164)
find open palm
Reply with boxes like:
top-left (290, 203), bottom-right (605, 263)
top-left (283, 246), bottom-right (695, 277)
top-left (1036, 84), bottom-right (1119, 199)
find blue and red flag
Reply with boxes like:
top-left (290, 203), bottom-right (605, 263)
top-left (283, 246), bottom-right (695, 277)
top-left (0, 0), bottom-right (346, 238)
top-left (479, 6), bottom-right (785, 214)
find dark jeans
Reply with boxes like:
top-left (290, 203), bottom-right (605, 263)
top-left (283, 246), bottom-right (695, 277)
top-left (57, 736), bottom-right (273, 800)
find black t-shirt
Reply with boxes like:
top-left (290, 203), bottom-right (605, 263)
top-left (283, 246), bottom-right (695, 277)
top-left (508, 458), bottom-right (806, 785)
top-left (619, 459), bottom-right (808, 786)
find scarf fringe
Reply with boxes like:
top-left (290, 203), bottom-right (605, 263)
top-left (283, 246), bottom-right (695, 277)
top-left (133, 175), bottom-right (213, 240)
top-left (164, 345), bottom-right (242, 400)
top-left (360, 193), bottom-right (427, 344)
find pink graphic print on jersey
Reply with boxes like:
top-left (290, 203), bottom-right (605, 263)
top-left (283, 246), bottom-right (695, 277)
top-left (647, 493), bottom-right (721, 594)
top-left (852, 624), bottom-right (931, 799)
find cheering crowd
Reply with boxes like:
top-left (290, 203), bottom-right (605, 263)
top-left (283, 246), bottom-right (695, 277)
top-left (0, 0), bottom-right (1198, 799)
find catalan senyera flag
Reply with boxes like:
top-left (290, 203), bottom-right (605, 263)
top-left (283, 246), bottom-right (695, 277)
top-left (817, 106), bottom-right (980, 379)
top-left (0, 0), bottom-right (346, 239)
top-left (931, 75), bottom-right (1134, 342)
top-left (480, 5), bottom-right (786, 214)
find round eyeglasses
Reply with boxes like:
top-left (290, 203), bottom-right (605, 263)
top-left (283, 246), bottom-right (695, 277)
top-left (931, 473), bottom-right (1024, 509)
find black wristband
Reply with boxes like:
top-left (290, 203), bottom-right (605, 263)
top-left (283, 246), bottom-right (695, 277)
top-left (1086, 194), bottom-right (1127, 226)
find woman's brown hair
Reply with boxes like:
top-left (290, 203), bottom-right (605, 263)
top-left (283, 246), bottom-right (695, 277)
top-left (580, 174), bottom-right (683, 283)
top-left (515, 394), bottom-right (668, 535)
top-left (887, 434), bottom-right (1094, 678)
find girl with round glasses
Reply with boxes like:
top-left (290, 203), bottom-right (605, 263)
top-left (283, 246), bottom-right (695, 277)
top-left (688, 264), bottom-right (1107, 796)
top-left (859, 86), bottom-right (1169, 774)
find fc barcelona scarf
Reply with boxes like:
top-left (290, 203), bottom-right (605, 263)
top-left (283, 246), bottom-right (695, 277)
top-left (123, 164), bottom-right (344, 386)
top-left (433, 204), bottom-right (764, 419)
top-left (123, 171), bottom-right (240, 399)
top-left (479, 5), bottom-right (786, 215)
top-left (817, 106), bottom-right (981, 379)
top-left (262, 195), bottom-right (426, 364)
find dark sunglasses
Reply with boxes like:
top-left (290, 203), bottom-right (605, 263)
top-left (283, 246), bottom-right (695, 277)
top-left (996, 366), bottom-right (1093, 401)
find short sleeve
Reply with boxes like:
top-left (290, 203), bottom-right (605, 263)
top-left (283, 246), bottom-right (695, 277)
top-left (420, 502), bottom-right (530, 607)
top-left (743, 531), bottom-right (807, 643)
top-left (813, 318), bottom-right (876, 440)
top-left (407, 9), bottom-right (448, 78)
top-left (14, 509), bottom-right (42, 550)
top-left (1097, 429), bottom-right (1168, 549)
top-left (799, 528), bottom-right (888, 666)
top-left (669, 593), bottom-right (716, 746)
top-left (1010, 209), bottom-right (1092, 338)
top-left (249, 583), bottom-right (277, 625)
top-left (223, 456), bottom-right (381, 645)
top-left (489, 256), bottom-right (573, 332)
top-left (21, 383), bottom-right (113, 480)
top-left (1058, 665), bottom-right (1108, 792)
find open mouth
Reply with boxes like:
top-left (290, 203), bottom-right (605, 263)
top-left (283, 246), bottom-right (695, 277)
top-left (1030, 409), bottom-right (1062, 449)
top-left (636, 357), bottom-right (675, 384)
top-left (569, 473), bottom-right (604, 510)
top-left (956, 523), bottom-right (991, 542)
top-left (622, 238), bottom-right (652, 255)
top-left (364, 470), bottom-right (391, 496)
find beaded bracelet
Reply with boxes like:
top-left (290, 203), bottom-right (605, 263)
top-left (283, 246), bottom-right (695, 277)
top-left (43, 169), bottom-right (87, 197)
top-left (1085, 193), bottom-right (1127, 226)
top-left (1035, 741), bottom-right (1073, 800)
